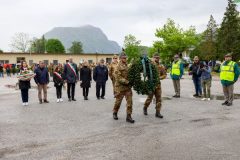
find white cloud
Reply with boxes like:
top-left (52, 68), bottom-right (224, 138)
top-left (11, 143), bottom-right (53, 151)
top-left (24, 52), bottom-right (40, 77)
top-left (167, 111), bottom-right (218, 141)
top-left (0, 0), bottom-right (236, 51)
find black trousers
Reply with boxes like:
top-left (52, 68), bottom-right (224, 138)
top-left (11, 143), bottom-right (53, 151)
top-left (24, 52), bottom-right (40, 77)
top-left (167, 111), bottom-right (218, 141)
top-left (83, 87), bottom-right (89, 97)
top-left (56, 85), bottom-right (62, 99)
top-left (21, 89), bottom-right (29, 103)
top-left (96, 83), bottom-right (106, 98)
top-left (67, 83), bottom-right (75, 99)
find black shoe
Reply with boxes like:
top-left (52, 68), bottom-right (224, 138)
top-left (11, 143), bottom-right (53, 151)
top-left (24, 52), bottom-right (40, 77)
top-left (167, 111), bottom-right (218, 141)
top-left (97, 97), bottom-right (100, 100)
top-left (84, 97), bottom-right (87, 100)
top-left (113, 113), bottom-right (118, 120)
top-left (143, 107), bottom-right (148, 115)
top-left (126, 114), bottom-right (135, 123)
top-left (68, 98), bottom-right (71, 102)
top-left (222, 101), bottom-right (228, 105)
top-left (173, 95), bottom-right (180, 98)
top-left (226, 102), bottom-right (232, 106)
top-left (72, 99), bottom-right (76, 101)
top-left (101, 97), bottom-right (105, 99)
top-left (44, 100), bottom-right (49, 103)
top-left (155, 112), bottom-right (163, 118)
top-left (39, 99), bottom-right (42, 104)
top-left (193, 94), bottom-right (199, 97)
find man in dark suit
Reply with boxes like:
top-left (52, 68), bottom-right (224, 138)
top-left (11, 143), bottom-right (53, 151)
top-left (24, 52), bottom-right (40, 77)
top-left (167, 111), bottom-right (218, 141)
top-left (64, 57), bottom-right (79, 101)
top-left (93, 59), bottom-right (108, 99)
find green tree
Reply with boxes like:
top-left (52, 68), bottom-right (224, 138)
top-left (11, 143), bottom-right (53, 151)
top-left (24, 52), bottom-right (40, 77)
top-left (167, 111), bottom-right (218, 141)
top-left (191, 15), bottom-right (218, 60)
top-left (46, 39), bottom-right (65, 54)
top-left (123, 34), bottom-right (141, 62)
top-left (30, 35), bottom-right (46, 53)
top-left (68, 41), bottom-right (83, 54)
top-left (154, 19), bottom-right (200, 64)
top-left (0, 49), bottom-right (3, 53)
top-left (217, 0), bottom-right (240, 60)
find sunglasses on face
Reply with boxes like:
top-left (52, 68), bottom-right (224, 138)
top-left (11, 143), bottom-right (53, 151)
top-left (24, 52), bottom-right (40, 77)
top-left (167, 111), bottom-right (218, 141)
top-left (113, 58), bottom-right (117, 59)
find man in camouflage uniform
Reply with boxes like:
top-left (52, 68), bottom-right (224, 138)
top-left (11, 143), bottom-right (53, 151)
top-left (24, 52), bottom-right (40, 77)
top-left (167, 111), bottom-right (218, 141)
top-left (113, 52), bottom-right (135, 123)
top-left (143, 54), bottom-right (167, 118)
top-left (109, 55), bottom-right (118, 97)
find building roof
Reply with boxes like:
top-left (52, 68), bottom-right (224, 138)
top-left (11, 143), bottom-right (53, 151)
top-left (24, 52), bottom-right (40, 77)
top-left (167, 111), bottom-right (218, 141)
top-left (0, 52), bottom-right (117, 55)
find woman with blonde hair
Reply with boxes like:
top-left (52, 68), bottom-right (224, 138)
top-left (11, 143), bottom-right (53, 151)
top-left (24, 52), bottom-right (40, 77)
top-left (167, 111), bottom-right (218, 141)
top-left (80, 61), bottom-right (92, 100)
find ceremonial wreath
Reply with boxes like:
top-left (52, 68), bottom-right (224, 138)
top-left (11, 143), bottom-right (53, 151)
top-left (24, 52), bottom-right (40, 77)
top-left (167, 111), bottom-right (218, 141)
top-left (128, 55), bottom-right (160, 95)
top-left (17, 68), bottom-right (36, 81)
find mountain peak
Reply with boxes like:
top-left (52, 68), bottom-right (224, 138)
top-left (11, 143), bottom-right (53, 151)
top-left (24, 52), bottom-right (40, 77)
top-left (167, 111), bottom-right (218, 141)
top-left (44, 25), bottom-right (121, 53)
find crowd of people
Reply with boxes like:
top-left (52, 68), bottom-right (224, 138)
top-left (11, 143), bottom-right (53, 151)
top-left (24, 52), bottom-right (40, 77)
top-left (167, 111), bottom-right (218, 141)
top-left (1, 52), bottom-right (239, 123)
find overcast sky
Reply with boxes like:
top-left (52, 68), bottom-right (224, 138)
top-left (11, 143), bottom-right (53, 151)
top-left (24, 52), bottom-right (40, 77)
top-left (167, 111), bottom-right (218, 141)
top-left (0, 0), bottom-right (238, 51)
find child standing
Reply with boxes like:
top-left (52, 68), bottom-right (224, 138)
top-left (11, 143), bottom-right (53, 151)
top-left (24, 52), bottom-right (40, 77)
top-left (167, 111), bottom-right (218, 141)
top-left (53, 66), bottom-right (64, 103)
top-left (200, 62), bottom-right (212, 101)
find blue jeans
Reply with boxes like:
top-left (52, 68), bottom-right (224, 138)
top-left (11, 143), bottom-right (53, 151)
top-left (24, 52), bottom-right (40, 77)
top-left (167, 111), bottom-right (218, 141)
top-left (193, 77), bottom-right (202, 95)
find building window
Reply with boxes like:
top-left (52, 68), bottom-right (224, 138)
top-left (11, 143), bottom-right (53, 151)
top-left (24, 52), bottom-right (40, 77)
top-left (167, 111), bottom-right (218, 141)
top-left (0, 60), bottom-right (4, 64)
top-left (106, 58), bottom-right (112, 64)
top-left (88, 60), bottom-right (93, 64)
top-left (44, 60), bottom-right (49, 65)
top-left (53, 60), bottom-right (58, 65)
top-left (17, 57), bottom-right (25, 63)
top-left (5, 60), bottom-right (9, 64)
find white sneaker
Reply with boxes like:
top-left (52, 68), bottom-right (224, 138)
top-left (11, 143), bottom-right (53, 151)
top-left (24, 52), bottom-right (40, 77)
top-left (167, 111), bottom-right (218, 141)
top-left (201, 98), bottom-right (206, 101)
top-left (22, 103), bottom-right (25, 106)
top-left (207, 98), bottom-right (211, 101)
top-left (25, 102), bottom-right (29, 106)
top-left (60, 98), bottom-right (63, 102)
top-left (57, 99), bottom-right (60, 103)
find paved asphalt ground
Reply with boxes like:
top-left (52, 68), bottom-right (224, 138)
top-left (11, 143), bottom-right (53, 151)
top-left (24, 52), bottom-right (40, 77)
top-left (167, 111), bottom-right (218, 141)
top-left (0, 76), bottom-right (240, 160)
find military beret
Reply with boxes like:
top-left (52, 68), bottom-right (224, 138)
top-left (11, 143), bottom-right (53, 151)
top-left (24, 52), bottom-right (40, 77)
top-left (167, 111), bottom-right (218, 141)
top-left (153, 53), bottom-right (160, 58)
top-left (119, 52), bottom-right (127, 58)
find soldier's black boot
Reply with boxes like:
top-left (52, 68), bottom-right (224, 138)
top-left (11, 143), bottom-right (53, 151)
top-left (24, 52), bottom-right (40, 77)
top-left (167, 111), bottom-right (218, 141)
top-left (126, 114), bottom-right (135, 123)
top-left (155, 111), bottom-right (163, 119)
top-left (143, 107), bottom-right (148, 115)
top-left (113, 112), bottom-right (118, 120)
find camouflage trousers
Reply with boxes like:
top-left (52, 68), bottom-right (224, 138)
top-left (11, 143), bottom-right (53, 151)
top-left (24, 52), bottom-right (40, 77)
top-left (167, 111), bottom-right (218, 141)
top-left (144, 84), bottom-right (162, 112)
top-left (112, 79), bottom-right (116, 96)
top-left (113, 89), bottom-right (133, 114)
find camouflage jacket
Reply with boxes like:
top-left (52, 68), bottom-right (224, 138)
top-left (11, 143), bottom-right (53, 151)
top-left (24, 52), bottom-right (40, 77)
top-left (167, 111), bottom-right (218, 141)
top-left (114, 61), bottom-right (131, 92)
top-left (109, 62), bottom-right (118, 80)
top-left (153, 61), bottom-right (167, 81)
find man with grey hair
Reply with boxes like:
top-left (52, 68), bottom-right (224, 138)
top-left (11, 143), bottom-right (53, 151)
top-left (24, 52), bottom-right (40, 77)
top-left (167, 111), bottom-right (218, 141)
top-left (34, 61), bottom-right (49, 104)
top-left (64, 57), bottom-right (79, 101)
top-left (93, 58), bottom-right (108, 99)
top-left (170, 54), bottom-right (184, 98)
top-left (220, 53), bottom-right (239, 106)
